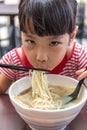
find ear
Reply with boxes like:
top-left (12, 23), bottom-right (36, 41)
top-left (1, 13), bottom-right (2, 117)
top-left (70, 25), bottom-right (78, 42)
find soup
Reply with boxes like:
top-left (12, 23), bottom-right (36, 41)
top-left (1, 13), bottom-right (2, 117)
top-left (14, 71), bottom-right (81, 110)
top-left (14, 85), bottom-right (81, 110)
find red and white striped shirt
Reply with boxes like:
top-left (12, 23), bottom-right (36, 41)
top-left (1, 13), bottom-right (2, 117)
top-left (0, 42), bottom-right (87, 81)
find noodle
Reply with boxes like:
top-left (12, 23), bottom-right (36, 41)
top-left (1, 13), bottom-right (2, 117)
top-left (29, 71), bottom-right (62, 110)
top-left (14, 71), bottom-right (76, 110)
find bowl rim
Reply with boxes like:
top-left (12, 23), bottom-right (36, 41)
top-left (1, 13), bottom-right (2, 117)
top-left (9, 75), bottom-right (87, 113)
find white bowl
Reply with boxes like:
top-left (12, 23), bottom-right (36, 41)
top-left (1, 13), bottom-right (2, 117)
top-left (9, 74), bottom-right (87, 130)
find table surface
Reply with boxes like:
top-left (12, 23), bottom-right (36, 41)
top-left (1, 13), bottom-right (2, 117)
top-left (0, 3), bottom-right (18, 16)
top-left (0, 94), bottom-right (87, 130)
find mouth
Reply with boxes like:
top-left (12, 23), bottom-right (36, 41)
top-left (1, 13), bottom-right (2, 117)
top-left (34, 66), bottom-right (50, 72)
top-left (34, 63), bottom-right (53, 71)
top-left (35, 65), bottom-right (48, 70)
top-left (34, 65), bottom-right (53, 72)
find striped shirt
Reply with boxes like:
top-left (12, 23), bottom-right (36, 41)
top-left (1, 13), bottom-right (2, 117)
top-left (0, 42), bottom-right (87, 81)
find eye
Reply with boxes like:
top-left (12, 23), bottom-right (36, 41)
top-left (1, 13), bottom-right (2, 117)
top-left (49, 41), bottom-right (59, 46)
top-left (27, 40), bottom-right (35, 45)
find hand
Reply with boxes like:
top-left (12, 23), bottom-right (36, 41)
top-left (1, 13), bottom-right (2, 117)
top-left (76, 68), bottom-right (87, 80)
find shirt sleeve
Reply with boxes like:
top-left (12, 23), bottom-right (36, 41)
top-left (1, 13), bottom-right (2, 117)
top-left (0, 50), bottom-right (16, 81)
top-left (77, 45), bottom-right (87, 69)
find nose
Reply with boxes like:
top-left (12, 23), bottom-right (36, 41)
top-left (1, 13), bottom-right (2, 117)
top-left (36, 48), bottom-right (48, 62)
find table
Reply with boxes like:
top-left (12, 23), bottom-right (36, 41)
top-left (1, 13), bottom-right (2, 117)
top-left (0, 94), bottom-right (30, 130)
top-left (0, 94), bottom-right (87, 130)
top-left (0, 3), bottom-right (18, 49)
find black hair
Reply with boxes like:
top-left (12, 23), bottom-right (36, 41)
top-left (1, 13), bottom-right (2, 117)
top-left (18, 0), bottom-right (77, 36)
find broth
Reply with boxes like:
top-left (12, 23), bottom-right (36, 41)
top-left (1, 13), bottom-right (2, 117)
top-left (14, 85), bottom-right (81, 110)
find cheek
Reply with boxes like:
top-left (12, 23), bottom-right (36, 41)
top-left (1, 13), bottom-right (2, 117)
top-left (25, 51), bottom-right (36, 67)
top-left (50, 48), bottom-right (67, 66)
top-left (23, 45), bottom-right (35, 61)
top-left (27, 51), bottom-right (35, 61)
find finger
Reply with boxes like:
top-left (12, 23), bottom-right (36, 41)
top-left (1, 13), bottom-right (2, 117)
top-left (77, 70), bottom-right (87, 80)
top-left (76, 68), bottom-right (86, 75)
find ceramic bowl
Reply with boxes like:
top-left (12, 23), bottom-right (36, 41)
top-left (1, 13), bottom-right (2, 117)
top-left (9, 74), bottom-right (87, 130)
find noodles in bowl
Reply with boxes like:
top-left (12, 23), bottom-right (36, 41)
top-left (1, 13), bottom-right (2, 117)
top-left (9, 73), bottom-right (87, 130)
top-left (14, 71), bottom-right (80, 110)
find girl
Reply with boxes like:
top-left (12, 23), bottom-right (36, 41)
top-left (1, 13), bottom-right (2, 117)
top-left (0, 0), bottom-right (87, 93)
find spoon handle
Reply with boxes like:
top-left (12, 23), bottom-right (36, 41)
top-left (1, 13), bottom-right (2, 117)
top-left (70, 78), bottom-right (84, 97)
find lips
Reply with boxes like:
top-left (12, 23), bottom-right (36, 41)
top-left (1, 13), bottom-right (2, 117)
top-left (35, 65), bottom-right (49, 70)
top-left (34, 63), bottom-right (52, 71)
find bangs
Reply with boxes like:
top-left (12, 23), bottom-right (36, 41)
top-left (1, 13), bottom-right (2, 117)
top-left (19, 0), bottom-right (77, 36)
